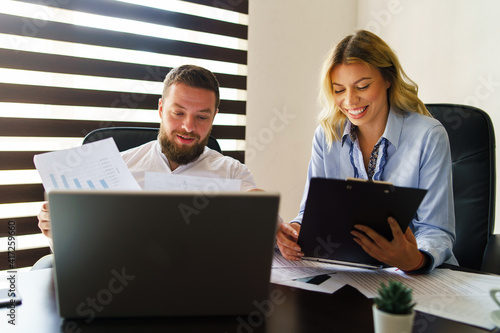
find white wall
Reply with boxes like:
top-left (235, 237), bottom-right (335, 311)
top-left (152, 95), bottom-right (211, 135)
top-left (357, 0), bottom-right (500, 232)
top-left (248, 0), bottom-right (500, 232)
top-left (247, 0), bottom-right (357, 223)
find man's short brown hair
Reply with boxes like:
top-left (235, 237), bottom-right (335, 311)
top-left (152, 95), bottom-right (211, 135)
top-left (162, 65), bottom-right (220, 110)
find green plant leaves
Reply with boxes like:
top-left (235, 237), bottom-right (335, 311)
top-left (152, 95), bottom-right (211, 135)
top-left (373, 280), bottom-right (416, 315)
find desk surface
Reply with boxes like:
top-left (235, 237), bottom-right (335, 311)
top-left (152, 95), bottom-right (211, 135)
top-left (0, 268), bottom-right (498, 333)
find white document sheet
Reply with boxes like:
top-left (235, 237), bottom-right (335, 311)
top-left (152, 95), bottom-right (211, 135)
top-left (271, 267), bottom-right (338, 283)
top-left (271, 248), bottom-right (370, 293)
top-left (271, 248), bottom-right (339, 285)
top-left (34, 138), bottom-right (141, 192)
top-left (143, 172), bottom-right (241, 192)
top-left (273, 247), bottom-right (348, 269)
top-left (414, 295), bottom-right (497, 330)
top-left (337, 267), bottom-right (500, 330)
top-left (276, 274), bottom-right (347, 294)
top-left (272, 248), bottom-right (500, 329)
top-left (337, 267), bottom-right (495, 298)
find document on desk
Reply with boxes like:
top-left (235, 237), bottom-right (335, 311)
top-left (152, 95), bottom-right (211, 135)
top-left (272, 254), bottom-right (345, 293)
top-left (338, 267), bottom-right (500, 330)
top-left (34, 138), bottom-right (141, 192)
top-left (338, 267), bottom-right (495, 298)
top-left (143, 172), bottom-right (241, 192)
top-left (272, 250), bottom-right (499, 328)
top-left (275, 273), bottom-right (348, 294)
top-left (271, 248), bottom-right (368, 293)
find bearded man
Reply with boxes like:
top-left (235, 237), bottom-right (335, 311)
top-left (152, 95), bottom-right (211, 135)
top-left (38, 65), bottom-right (257, 242)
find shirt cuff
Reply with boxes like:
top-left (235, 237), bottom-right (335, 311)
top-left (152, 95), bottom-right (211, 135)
top-left (404, 251), bottom-right (434, 274)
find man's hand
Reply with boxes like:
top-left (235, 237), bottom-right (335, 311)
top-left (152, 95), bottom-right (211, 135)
top-left (351, 217), bottom-right (425, 271)
top-left (37, 202), bottom-right (52, 239)
top-left (276, 222), bottom-right (303, 261)
top-left (247, 188), bottom-right (264, 192)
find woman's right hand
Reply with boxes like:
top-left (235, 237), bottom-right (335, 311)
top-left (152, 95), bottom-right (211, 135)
top-left (276, 222), bottom-right (304, 260)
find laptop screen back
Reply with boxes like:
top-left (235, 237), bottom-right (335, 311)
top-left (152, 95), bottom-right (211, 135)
top-left (48, 190), bottom-right (279, 319)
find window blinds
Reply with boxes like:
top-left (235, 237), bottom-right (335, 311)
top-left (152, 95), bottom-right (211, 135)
top-left (0, 0), bottom-right (248, 270)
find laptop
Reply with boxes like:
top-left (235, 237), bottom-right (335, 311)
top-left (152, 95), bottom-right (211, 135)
top-left (48, 190), bottom-right (280, 319)
top-left (297, 178), bottom-right (427, 269)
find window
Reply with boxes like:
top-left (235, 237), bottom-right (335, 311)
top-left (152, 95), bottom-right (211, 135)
top-left (0, 0), bottom-right (248, 271)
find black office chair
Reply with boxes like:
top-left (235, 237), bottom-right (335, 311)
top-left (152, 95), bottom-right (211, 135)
top-left (427, 104), bottom-right (500, 274)
top-left (32, 127), bottom-right (222, 270)
top-left (82, 127), bottom-right (222, 153)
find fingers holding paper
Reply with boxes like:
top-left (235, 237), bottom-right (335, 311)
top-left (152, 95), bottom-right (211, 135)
top-left (351, 217), bottom-right (425, 271)
top-left (276, 222), bottom-right (304, 261)
top-left (38, 201), bottom-right (52, 239)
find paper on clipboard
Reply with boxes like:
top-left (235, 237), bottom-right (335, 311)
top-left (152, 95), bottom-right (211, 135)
top-left (297, 178), bottom-right (427, 268)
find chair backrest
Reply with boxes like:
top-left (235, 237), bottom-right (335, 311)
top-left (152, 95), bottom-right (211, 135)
top-left (82, 127), bottom-right (222, 153)
top-left (426, 104), bottom-right (496, 271)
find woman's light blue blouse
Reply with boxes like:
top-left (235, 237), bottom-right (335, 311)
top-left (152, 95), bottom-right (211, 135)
top-left (293, 108), bottom-right (458, 271)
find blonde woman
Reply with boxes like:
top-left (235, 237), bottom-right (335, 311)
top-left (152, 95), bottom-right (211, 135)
top-left (277, 30), bottom-right (457, 273)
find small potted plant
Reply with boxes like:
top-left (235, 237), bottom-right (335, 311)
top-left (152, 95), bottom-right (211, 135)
top-left (372, 280), bottom-right (416, 333)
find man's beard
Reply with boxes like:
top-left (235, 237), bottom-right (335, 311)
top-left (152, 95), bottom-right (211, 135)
top-left (158, 125), bottom-right (210, 166)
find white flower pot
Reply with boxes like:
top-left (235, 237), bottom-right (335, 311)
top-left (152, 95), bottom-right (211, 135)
top-left (372, 304), bottom-right (415, 333)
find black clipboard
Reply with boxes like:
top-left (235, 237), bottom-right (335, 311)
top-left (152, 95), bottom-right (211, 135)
top-left (297, 178), bottom-right (427, 268)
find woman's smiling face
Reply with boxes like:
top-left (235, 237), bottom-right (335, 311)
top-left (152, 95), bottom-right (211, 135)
top-left (331, 62), bottom-right (391, 132)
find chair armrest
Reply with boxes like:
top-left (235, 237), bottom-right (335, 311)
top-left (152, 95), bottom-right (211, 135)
top-left (482, 234), bottom-right (500, 275)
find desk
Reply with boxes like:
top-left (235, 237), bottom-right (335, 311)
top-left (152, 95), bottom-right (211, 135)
top-left (1, 268), bottom-right (498, 332)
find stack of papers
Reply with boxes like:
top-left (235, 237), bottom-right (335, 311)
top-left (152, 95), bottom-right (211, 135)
top-left (272, 249), bottom-right (500, 330)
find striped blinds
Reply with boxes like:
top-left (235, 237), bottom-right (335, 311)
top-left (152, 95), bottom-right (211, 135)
top-left (0, 0), bottom-right (248, 271)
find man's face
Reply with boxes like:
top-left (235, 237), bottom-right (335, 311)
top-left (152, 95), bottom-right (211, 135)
top-left (158, 82), bottom-right (218, 167)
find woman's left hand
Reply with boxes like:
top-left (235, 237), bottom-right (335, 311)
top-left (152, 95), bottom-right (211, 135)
top-left (351, 217), bottom-right (425, 271)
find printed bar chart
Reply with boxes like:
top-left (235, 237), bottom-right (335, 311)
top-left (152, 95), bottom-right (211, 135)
top-left (49, 174), bottom-right (110, 190)
top-left (61, 175), bottom-right (69, 189)
top-left (49, 174), bottom-right (59, 189)
top-left (34, 138), bottom-right (141, 192)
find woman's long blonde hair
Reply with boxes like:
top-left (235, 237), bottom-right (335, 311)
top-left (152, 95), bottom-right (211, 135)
top-left (318, 30), bottom-right (430, 145)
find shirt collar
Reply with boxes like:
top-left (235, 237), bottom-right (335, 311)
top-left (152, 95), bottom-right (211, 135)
top-left (341, 121), bottom-right (354, 146)
top-left (154, 140), bottom-right (173, 170)
top-left (382, 107), bottom-right (404, 150)
top-left (341, 107), bottom-right (404, 149)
